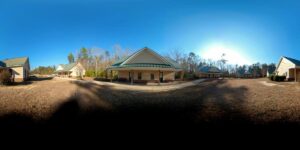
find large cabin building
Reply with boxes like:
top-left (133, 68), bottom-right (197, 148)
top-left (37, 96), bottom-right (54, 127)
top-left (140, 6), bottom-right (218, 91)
top-left (197, 66), bottom-right (223, 78)
top-left (0, 57), bottom-right (30, 82)
top-left (107, 47), bottom-right (184, 83)
top-left (275, 56), bottom-right (300, 81)
top-left (55, 62), bottom-right (86, 78)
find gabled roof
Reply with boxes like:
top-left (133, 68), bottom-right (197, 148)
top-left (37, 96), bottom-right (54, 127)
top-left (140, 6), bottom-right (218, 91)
top-left (237, 70), bottom-right (251, 75)
top-left (110, 47), bottom-right (182, 70)
top-left (0, 61), bottom-right (6, 67)
top-left (1, 57), bottom-right (29, 67)
top-left (275, 56), bottom-right (300, 73)
top-left (199, 66), bottom-right (221, 73)
top-left (283, 56), bottom-right (300, 66)
top-left (112, 55), bottom-right (131, 66)
top-left (56, 63), bottom-right (77, 72)
top-left (164, 57), bottom-right (182, 69)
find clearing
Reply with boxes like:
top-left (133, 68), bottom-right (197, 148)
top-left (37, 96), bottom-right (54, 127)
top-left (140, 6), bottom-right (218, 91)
top-left (1, 77), bottom-right (300, 129)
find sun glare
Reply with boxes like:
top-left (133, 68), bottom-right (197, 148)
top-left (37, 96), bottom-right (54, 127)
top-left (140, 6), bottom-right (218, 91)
top-left (199, 43), bottom-right (251, 65)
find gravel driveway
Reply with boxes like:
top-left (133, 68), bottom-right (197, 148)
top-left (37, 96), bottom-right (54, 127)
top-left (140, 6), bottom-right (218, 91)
top-left (1, 77), bottom-right (300, 129)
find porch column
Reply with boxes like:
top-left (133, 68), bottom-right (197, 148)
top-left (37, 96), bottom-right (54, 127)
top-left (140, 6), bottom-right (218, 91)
top-left (105, 70), bottom-right (108, 79)
top-left (158, 70), bottom-right (161, 85)
top-left (131, 71), bottom-right (134, 85)
top-left (110, 70), bottom-right (113, 82)
top-left (180, 71), bottom-right (184, 81)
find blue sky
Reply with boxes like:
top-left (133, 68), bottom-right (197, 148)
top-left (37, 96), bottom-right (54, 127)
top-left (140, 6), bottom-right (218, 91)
top-left (1, 0), bottom-right (300, 68)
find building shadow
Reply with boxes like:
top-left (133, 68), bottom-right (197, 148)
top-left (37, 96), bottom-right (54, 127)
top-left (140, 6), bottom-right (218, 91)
top-left (10, 77), bottom-right (54, 86)
top-left (1, 79), bottom-right (299, 133)
top-left (44, 79), bottom-right (253, 130)
top-left (29, 76), bottom-right (54, 81)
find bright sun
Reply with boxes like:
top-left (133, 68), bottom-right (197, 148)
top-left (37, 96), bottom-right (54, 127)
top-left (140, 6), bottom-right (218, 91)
top-left (199, 43), bottom-right (251, 65)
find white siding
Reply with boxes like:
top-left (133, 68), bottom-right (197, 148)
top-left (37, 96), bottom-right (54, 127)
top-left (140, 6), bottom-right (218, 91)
top-left (70, 63), bottom-right (86, 77)
top-left (56, 65), bottom-right (64, 71)
top-left (276, 58), bottom-right (296, 78)
top-left (11, 67), bottom-right (24, 79)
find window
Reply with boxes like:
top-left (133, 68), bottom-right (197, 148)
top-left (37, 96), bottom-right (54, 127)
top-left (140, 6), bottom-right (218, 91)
top-left (138, 72), bottom-right (142, 80)
top-left (151, 73), bottom-right (154, 80)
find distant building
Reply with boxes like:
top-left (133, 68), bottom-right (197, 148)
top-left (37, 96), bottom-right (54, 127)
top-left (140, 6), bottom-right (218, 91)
top-left (55, 62), bottom-right (86, 78)
top-left (275, 56), bottom-right (300, 81)
top-left (197, 66), bottom-right (223, 78)
top-left (266, 69), bottom-right (273, 77)
top-left (236, 70), bottom-right (252, 78)
top-left (0, 57), bottom-right (30, 82)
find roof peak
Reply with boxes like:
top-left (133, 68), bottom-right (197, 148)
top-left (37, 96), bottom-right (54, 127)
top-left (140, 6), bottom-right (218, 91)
top-left (1, 57), bottom-right (29, 67)
top-left (2, 56), bottom-right (28, 60)
top-left (110, 47), bottom-right (182, 70)
top-left (282, 56), bottom-right (300, 66)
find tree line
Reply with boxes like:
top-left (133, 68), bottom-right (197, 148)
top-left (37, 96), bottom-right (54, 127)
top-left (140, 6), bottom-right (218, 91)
top-left (31, 45), bottom-right (277, 78)
top-left (67, 46), bottom-right (276, 78)
top-left (31, 66), bottom-right (56, 75)
top-left (68, 44), bottom-right (132, 78)
top-left (167, 49), bottom-right (276, 78)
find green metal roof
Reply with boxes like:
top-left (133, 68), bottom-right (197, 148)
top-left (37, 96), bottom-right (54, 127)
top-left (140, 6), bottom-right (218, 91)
top-left (112, 55), bottom-right (131, 66)
top-left (110, 47), bottom-right (182, 70)
top-left (164, 57), bottom-right (182, 69)
top-left (111, 48), bottom-right (142, 66)
top-left (199, 66), bottom-right (221, 73)
top-left (110, 63), bottom-right (172, 69)
top-left (62, 63), bottom-right (76, 71)
top-left (56, 63), bottom-right (76, 72)
top-left (284, 56), bottom-right (300, 66)
top-left (0, 61), bottom-right (6, 67)
top-left (1, 57), bottom-right (28, 67)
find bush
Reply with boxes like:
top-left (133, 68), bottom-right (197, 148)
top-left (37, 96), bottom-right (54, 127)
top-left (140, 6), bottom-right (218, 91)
top-left (0, 70), bottom-right (12, 85)
top-left (94, 77), bottom-right (111, 82)
top-left (184, 73), bottom-right (195, 80)
top-left (193, 73), bottom-right (199, 79)
top-left (118, 78), bottom-right (127, 82)
top-left (268, 74), bottom-right (274, 81)
top-left (85, 70), bottom-right (95, 77)
top-left (85, 70), bottom-right (107, 78)
top-left (269, 75), bottom-right (286, 82)
top-left (113, 74), bottom-right (118, 80)
top-left (274, 75), bottom-right (286, 81)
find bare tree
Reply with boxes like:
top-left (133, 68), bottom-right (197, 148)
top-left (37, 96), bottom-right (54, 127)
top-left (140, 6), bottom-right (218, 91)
top-left (168, 48), bottom-right (183, 62)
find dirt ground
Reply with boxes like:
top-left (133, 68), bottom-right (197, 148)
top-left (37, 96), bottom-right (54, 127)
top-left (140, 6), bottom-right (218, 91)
top-left (1, 77), bottom-right (300, 129)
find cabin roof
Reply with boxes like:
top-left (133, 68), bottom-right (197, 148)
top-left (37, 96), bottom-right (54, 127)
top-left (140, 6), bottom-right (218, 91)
top-left (1, 57), bottom-right (29, 67)
top-left (198, 66), bottom-right (221, 73)
top-left (110, 47), bottom-right (182, 70)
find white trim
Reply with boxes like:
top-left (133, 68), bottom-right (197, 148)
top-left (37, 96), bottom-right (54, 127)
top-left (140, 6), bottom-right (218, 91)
top-left (108, 67), bottom-right (178, 71)
top-left (275, 57), bottom-right (296, 73)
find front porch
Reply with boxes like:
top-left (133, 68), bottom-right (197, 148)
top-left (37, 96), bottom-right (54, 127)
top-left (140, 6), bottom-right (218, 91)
top-left (106, 68), bottom-right (184, 84)
top-left (56, 70), bottom-right (72, 78)
top-left (199, 73), bottom-right (223, 78)
top-left (0, 67), bottom-right (14, 83)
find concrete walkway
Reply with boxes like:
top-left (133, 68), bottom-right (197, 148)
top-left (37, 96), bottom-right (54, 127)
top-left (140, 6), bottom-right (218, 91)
top-left (55, 77), bottom-right (206, 92)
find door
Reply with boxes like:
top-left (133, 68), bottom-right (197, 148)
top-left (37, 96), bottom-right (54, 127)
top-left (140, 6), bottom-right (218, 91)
top-left (151, 73), bottom-right (155, 80)
top-left (297, 69), bottom-right (300, 82)
top-left (160, 72), bottom-right (164, 82)
top-left (129, 72), bottom-right (131, 82)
